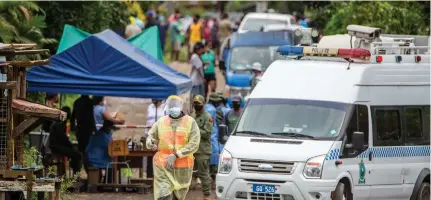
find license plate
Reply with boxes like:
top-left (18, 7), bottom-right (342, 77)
top-left (251, 184), bottom-right (278, 194)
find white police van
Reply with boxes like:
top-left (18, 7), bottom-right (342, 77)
top-left (216, 25), bottom-right (430, 200)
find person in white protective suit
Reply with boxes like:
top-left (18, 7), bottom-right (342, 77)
top-left (146, 95), bottom-right (201, 200)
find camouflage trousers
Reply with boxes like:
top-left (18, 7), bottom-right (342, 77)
top-left (195, 154), bottom-right (212, 196)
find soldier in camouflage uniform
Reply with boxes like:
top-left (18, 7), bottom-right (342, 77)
top-left (190, 95), bottom-right (213, 200)
top-left (208, 93), bottom-right (224, 126)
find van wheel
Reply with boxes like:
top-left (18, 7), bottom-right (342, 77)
top-left (334, 182), bottom-right (352, 200)
top-left (417, 182), bottom-right (430, 200)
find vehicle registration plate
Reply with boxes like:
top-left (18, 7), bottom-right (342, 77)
top-left (251, 184), bottom-right (278, 194)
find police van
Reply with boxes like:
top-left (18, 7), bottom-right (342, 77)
top-left (216, 25), bottom-right (430, 200)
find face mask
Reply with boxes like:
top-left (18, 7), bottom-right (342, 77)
top-left (233, 103), bottom-right (241, 110)
top-left (194, 105), bottom-right (203, 111)
top-left (169, 107), bottom-right (182, 118)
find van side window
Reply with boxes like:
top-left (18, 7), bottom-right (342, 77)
top-left (404, 108), bottom-right (422, 139)
top-left (373, 109), bottom-right (403, 146)
top-left (425, 106), bottom-right (430, 135)
top-left (343, 105), bottom-right (369, 158)
top-left (406, 106), bottom-right (431, 145)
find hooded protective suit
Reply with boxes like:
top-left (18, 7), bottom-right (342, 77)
top-left (146, 96), bottom-right (200, 200)
top-left (204, 103), bottom-right (220, 166)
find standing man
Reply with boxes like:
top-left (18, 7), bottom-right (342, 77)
top-left (170, 14), bottom-right (182, 61)
top-left (187, 14), bottom-right (203, 60)
top-left (70, 95), bottom-right (95, 171)
top-left (146, 95), bottom-right (200, 200)
top-left (218, 13), bottom-right (232, 46)
top-left (145, 99), bottom-right (165, 179)
top-left (158, 15), bottom-right (169, 52)
top-left (225, 96), bottom-right (243, 134)
top-left (190, 95), bottom-right (213, 200)
top-left (189, 42), bottom-right (206, 98)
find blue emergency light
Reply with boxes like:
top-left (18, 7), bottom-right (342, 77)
top-left (277, 45), bottom-right (372, 61)
top-left (277, 45), bottom-right (304, 56)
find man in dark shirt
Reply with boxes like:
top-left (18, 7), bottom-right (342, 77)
top-left (49, 107), bottom-right (82, 175)
top-left (70, 95), bottom-right (95, 169)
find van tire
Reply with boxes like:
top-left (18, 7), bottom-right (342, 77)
top-left (334, 182), bottom-right (352, 200)
top-left (416, 182), bottom-right (430, 200)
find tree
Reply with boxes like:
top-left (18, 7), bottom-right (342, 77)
top-left (38, 1), bottom-right (131, 53)
top-left (0, 2), bottom-right (56, 60)
top-left (309, 1), bottom-right (430, 35)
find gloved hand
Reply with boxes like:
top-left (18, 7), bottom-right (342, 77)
top-left (166, 154), bottom-right (177, 169)
top-left (147, 139), bottom-right (157, 151)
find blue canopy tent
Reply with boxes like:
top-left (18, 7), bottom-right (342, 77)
top-left (27, 30), bottom-right (192, 99)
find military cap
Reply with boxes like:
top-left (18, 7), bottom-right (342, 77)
top-left (209, 93), bottom-right (222, 102)
top-left (193, 95), bottom-right (205, 104)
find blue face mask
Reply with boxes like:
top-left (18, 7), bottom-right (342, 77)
top-left (169, 107), bottom-right (181, 118)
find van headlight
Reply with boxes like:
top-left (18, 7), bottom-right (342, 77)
top-left (303, 155), bottom-right (325, 179)
top-left (218, 150), bottom-right (233, 174)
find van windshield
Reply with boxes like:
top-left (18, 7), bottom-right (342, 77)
top-left (242, 18), bottom-right (287, 32)
top-left (230, 46), bottom-right (282, 71)
top-left (233, 98), bottom-right (349, 140)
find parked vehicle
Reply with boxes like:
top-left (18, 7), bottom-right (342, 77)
top-left (216, 25), bottom-right (430, 200)
top-left (237, 12), bottom-right (296, 33)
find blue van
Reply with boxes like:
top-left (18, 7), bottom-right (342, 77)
top-left (221, 31), bottom-right (294, 107)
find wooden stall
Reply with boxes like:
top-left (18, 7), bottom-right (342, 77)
top-left (0, 43), bottom-right (66, 200)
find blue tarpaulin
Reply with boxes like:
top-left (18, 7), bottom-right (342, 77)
top-left (27, 30), bottom-right (192, 99)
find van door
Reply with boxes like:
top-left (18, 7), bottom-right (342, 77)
top-left (368, 107), bottom-right (405, 199)
top-left (339, 104), bottom-right (371, 200)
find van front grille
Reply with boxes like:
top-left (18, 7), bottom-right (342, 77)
top-left (238, 159), bottom-right (296, 175)
top-left (235, 192), bottom-right (294, 200)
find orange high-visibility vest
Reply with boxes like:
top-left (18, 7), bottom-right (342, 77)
top-left (154, 116), bottom-right (194, 168)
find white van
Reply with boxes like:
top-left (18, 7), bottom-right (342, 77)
top-left (238, 12), bottom-right (296, 33)
top-left (216, 32), bottom-right (430, 199)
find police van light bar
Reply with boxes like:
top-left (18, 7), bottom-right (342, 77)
top-left (277, 45), bottom-right (371, 61)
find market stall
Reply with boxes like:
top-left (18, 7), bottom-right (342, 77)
top-left (26, 30), bottom-right (193, 192)
top-left (0, 43), bottom-right (66, 200)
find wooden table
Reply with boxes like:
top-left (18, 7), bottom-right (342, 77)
top-left (113, 149), bottom-right (156, 184)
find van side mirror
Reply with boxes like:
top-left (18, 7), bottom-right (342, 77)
top-left (352, 131), bottom-right (365, 150)
top-left (218, 124), bottom-right (228, 144)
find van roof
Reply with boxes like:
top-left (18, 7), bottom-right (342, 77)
top-left (250, 59), bottom-right (430, 105)
top-left (244, 12), bottom-right (294, 21)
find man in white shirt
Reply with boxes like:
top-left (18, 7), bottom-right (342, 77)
top-left (189, 42), bottom-right (206, 97)
top-left (145, 99), bottom-right (166, 178)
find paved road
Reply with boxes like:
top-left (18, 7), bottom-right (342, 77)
top-left (72, 61), bottom-right (225, 199)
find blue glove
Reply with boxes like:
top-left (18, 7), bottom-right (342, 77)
top-left (166, 154), bottom-right (177, 169)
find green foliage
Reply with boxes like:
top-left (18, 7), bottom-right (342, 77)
top-left (45, 166), bottom-right (78, 200)
top-left (308, 1), bottom-right (430, 35)
top-left (0, 1), bottom-right (56, 60)
top-left (38, 1), bottom-right (131, 53)
top-left (23, 146), bottom-right (39, 167)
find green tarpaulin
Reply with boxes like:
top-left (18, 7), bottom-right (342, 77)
top-left (56, 24), bottom-right (163, 61)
